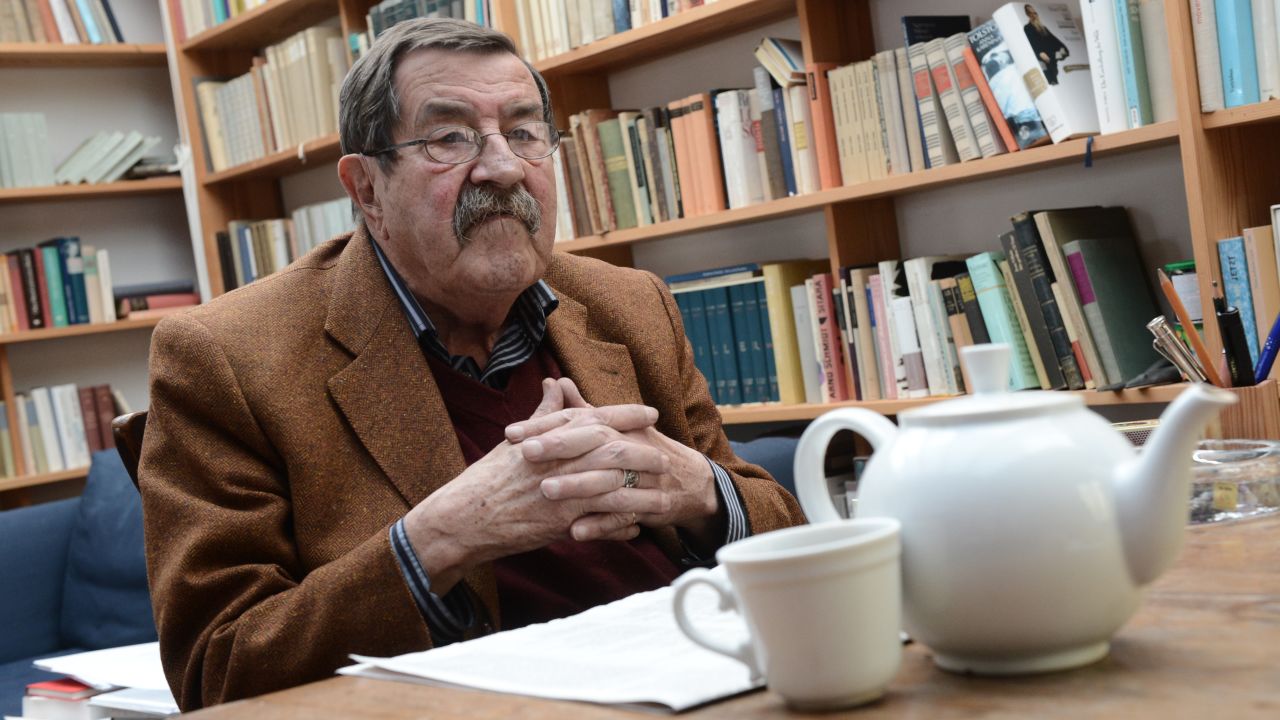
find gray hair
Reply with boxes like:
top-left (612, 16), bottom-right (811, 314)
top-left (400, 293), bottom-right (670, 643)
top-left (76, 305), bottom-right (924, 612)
top-left (338, 17), bottom-right (553, 174)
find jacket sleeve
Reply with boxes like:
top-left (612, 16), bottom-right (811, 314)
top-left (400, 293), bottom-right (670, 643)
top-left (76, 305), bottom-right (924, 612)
top-left (139, 313), bottom-right (433, 711)
top-left (642, 273), bottom-right (807, 536)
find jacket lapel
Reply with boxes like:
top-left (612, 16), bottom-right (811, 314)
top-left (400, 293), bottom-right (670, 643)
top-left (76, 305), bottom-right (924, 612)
top-left (324, 229), bottom-right (467, 508)
top-left (544, 291), bottom-right (642, 408)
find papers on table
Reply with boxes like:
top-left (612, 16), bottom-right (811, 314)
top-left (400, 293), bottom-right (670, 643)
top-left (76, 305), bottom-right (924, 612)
top-left (340, 569), bottom-right (761, 712)
top-left (32, 642), bottom-right (178, 716)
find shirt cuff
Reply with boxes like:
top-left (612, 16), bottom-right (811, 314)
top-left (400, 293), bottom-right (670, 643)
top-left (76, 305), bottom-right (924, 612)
top-left (389, 518), bottom-right (475, 645)
top-left (678, 456), bottom-right (751, 565)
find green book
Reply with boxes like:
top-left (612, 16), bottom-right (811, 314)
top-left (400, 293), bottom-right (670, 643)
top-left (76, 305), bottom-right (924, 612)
top-left (595, 119), bottom-right (638, 230)
top-left (964, 251), bottom-right (1039, 390)
top-left (40, 246), bottom-right (69, 327)
top-left (1062, 238), bottom-right (1162, 384)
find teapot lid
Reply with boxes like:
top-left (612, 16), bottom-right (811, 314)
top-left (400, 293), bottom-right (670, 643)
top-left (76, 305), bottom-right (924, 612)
top-left (899, 344), bottom-right (1082, 426)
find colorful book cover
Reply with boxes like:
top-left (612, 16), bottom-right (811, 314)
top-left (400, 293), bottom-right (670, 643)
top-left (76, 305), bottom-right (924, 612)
top-left (1113, 0), bottom-right (1153, 127)
top-left (1217, 236), bottom-right (1260, 364)
top-left (1062, 237), bottom-right (1163, 383)
top-left (1214, 0), bottom-right (1260, 107)
top-left (967, 20), bottom-right (1051, 149)
top-left (965, 251), bottom-right (1040, 389)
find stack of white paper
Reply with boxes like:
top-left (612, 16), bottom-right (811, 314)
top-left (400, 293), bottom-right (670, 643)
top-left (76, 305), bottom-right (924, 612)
top-left (32, 642), bottom-right (178, 716)
top-left (340, 571), bottom-right (760, 712)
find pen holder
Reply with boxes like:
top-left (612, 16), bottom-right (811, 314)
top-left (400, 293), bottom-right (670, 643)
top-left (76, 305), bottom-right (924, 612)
top-left (1205, 380), bottom-right (1280, 441)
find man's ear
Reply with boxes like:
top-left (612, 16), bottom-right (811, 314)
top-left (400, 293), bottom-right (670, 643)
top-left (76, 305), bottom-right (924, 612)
top-left (338, 154), bottom-right (385, 237)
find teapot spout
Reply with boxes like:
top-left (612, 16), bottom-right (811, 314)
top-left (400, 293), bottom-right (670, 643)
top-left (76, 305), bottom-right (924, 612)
top-left (1115, 384), bottom-right (1237, 586)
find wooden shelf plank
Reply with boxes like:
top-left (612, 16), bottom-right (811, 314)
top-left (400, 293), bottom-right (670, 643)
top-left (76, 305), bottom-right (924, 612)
top-left (0, 316), bottom-right (172, 346)
top-left (718, 384), bottom-right (1188, 425)
top-left (533, 0), bottom-right (794, 76)
top-left (0, 467), bottom-right (89, 493)
top-left (1201, 99), bottom-right (1280, 129)
top-left (0, 43), bottom-right (166, 67)
top-left (181, 0), bottom-right (336, 52)
top-left (558, 123), bottom-right (1181, 253)
top-left (0, 176), bottom-right (183, 204)
top-left (202, 134), bottom-right (343, 185)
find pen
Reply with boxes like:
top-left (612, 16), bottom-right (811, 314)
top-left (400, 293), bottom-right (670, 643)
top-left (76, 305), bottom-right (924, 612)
top-left (1256, 310), bottom-right (1280, 383)
top-left (1156, 269), bottom-right (1224, 387)
top-left (1147, 316), bottom-right (1207, 383)
top-left (1214, 281), bottom-right (1256, 387)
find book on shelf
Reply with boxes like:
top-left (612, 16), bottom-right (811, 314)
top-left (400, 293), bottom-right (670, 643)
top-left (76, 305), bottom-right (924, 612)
top-left (1214, 0), bottom-right (1260, 108)
top-left (0, 113), bottom-right (56, 190)
top-left (11, 383), bottom-right (118, 478)
top-left (1218, 235), bottom-right (1260, 365)
top-left (991, 2), bottom-right (1099, 143)
top-left (1080, 0), bottom-right (1129, 134)
top-left (1112, 0), bottom-right (1154, 128)
top-left (0, 0), bottom-right (124, 44)
top-left (1187, 0), bottom-right (1226, 111)
top-left (1138, 0), bottom-right (1176, 122)
top-left (1063, 236), bottom-right (1163, 384)
top-left (967, 20), bottom-right (1051, 150)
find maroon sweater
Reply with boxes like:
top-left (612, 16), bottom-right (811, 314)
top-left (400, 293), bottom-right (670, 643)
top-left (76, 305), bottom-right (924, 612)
top-left (425, 347), bottom-right (682, 631)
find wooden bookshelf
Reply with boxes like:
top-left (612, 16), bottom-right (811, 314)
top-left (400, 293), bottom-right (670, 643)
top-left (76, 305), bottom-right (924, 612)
top-left (181, 0), bottom-right (336, 51)
top-left (0, 316), bottom-right (171, 346)
top-left (0, 176), bottom-right (183, 205)
top-left (718, 386), bottom-right (1189, 425)
top-left (557, 122), bottom-right (1180, 254)
top-left (1201, 99), bottom-right (1280, 130)
top-left (203, 134), bottom-right (343, 185)
top-left (0, 467), bottom-right (89, 494)
top-left (531, 0), bottom-right (793, 76)
top-left (0, 43), bottom-right (167, 67)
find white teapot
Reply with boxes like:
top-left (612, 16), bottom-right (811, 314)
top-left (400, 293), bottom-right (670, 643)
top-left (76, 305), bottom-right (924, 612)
top-left (794, 344), bottom-right (1237, 675)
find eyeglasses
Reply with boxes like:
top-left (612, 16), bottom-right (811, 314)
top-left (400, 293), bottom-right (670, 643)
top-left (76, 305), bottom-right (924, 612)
top-left (361, 121), bottom-right (560, 164)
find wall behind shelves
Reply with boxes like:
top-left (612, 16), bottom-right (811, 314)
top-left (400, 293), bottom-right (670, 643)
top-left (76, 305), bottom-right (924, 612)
top-left (0, 2), bottom-right (190, 410)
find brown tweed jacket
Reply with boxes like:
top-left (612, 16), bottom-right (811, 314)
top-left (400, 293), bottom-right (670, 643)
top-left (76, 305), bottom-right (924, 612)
top-left (139, 227), bottom-right (805, 710)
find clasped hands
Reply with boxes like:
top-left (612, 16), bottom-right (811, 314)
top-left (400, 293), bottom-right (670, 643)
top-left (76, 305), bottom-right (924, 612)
top-left (404, 378), bottom-right (719, 594)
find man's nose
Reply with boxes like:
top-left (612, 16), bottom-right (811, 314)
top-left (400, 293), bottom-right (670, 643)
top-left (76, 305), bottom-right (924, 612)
top-left (469, 133), bottom-right (525, 188)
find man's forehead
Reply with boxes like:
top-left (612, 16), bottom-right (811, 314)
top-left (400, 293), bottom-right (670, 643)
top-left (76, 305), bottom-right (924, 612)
top-left (395, 49), bottom-right (541, 123)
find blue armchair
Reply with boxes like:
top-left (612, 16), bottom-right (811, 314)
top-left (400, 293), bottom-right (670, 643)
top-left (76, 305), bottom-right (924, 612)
top-left (0, 450), bottom-right (156, 716)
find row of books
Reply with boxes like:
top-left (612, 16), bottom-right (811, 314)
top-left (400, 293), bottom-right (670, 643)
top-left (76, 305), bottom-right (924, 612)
top-left (0, 0), bottom-right (125, 44)
top-left (670, 206), bottom-right (1168, 407)
top-left (1080, 0), bottom-right (1177, 133)
top-left (56, 130), bottom-right (163, 186)
top-left (0, 113), bottom-right (54, 189)
top-left (0, 238), bottom-right (118, 332)
top-left (0, 383), bottom-right (123, 479)
top-left (215, 197), bottom-right (355, 291)
top-left (1215, 204), bottom-right (1280, 372)
top-left (194, 25), bottom-right (349, 173)
top-left (513, 0), bottom-right (720, 63)
top-left (169, 0), bottom-right (270, 44)
top-left (1187, 0), bottom-right (1280, 110)
top-left (352, 0), bottom-right (494, 56)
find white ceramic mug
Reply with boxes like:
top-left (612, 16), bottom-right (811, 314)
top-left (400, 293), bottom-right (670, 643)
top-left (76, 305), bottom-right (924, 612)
top-left (671, 518), bottom-right (902, 711)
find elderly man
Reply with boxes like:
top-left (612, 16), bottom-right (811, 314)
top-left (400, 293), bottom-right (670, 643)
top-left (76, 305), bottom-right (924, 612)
top-left (140, 17), bottom-right (804, 711)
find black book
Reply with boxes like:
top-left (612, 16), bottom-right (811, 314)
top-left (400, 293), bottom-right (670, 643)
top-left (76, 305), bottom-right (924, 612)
top-left (954, 273), bottom-right (990, 345)
top-left (1010, 212), bottom-right (1085, 390)
top-left (215, 231), bottom-right (238, 292)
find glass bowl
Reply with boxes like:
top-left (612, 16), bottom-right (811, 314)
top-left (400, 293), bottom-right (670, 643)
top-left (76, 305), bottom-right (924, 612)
top-left (1189, 439), bottom-right (1280, 524)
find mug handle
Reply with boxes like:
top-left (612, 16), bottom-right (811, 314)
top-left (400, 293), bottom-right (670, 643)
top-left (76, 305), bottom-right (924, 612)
top-left (672, 568), bottom-right (762, 682)
top-left (794, 408), bottom-right (899, 524)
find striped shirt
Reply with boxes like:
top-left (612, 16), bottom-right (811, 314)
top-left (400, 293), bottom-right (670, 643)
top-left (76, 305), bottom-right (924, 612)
top-left (370, 237), bottom-right (748, 644)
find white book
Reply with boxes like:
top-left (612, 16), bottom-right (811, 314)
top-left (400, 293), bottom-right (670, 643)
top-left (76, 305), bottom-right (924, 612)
top-left (96, 248), bottom-right (117, 322)
top-left (746, 91), bottom-right (772, 202)
top-left (847, 268), bottom-right (882, 400)
top-left (55, 131), bottom-right (107, 185)
top-left (831, 64), bottom-right (863, 184)
top-left (874, 50), bottom-right (910, 175)
top-left (992, 2), bottom-right (1101, 143)
top-left (83, 131), bottom-right (143, 185)
top-left (28, 113), bottom-right (56, 186)
top-left (1252, 0), bottom-right (1279, 98)
top-left (891, 295), bottom-right (929, 398)
top-left (48, 0), bottom-right (80, 43)
top-left (2, 115), bottom-right (31, 188)
top-left (592, 0), bottom-right (614, 44)
top-left (858, 60), bottom-right (889, 179)
top-left (51, 384), bottom-right (90, 469)
top-left (514, 0), bottom-right (531, 58)
top-left (577, 0), bottom-right (595, 44)
top-left (803, 278), bottom-right (831, 401)
top-left (1080, 0), bottom-right (1130, 133)
top-left (100, 135), bottom-right (162, 184)
top-left (714, 91), bottom-right (763, 209)
top-left (616, 112), bottom-right (651, 226)
top-left (924, 38), bottom-right (982, 162)
top-left (30, 387), bottom-right (65, 473)
top-left (895, 46), bottom-right (925, 173)
top-left (789, 283), bottom-right (823, 405)
top-left (904, 256), bottom-right (968, 396)
top-left (785, 83), bottom-right (821, 194)
top-left (552, 148), bottom-right (573, 242)
top-left (1140, 0), bottom-right (1178, 120)
top-left (877, 260), bottom-right (909, 398)
top-left (564, 0), bottom-right (580, 48)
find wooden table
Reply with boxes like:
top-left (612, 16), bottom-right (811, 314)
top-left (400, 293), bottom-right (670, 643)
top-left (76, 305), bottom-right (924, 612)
top-left (186, 516), bottom-right (1280, 718)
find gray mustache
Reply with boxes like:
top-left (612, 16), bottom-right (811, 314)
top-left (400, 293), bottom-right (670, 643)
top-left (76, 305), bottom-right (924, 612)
top-left (453, 184), bottom-right (542, 245)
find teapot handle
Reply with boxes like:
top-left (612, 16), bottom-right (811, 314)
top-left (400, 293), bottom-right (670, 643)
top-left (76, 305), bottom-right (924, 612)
top-left (794, 408), bottom-right (898, 524)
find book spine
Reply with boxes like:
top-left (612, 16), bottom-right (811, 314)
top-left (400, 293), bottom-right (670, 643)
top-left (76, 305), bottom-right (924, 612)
top-left (867, 273), bottom-right (899, 398)
top-left (908, 41), bottom-right (952, 168)
top-left (1081, 0), bottom-right (1131, 133)
top-left (743, 281), bottom-right (770, 403)
top-left (965, 252), bottom-right (1040, 389)
top-left (1113, 0), bottom-right (1154, 127)
top-left (706, 286), bottom-right (740, 405)
top-left (1010, 216), bottom-right (1085, 389)
top-left (895, 46), bottom-right (927, 170)
top-left (680, 292), bottom-right (717, 403)
top-left (788, 283), bottom-right (822, 404)
top-left (770, 86), bottom-right (796, 197)
top-left (727, 283), bottom-right (757, 403)
top-left (92, 383), bottom-right (114, 449)
top-left (1052, 280), bottom-right (1094, 388)
top-left (1138, 0), bottom-right (1177, 121)
top-left (753, 69), bottom-right (788, 202)
top-left (806, 63), bottom-right (842, 190)
top-left (77, 385), bottom-right (102, 454)
top-left (1218, 236), bottom-right (1260, 363)
top-left (754, 282), bottom-right (779, 401)
top-left (956, 272), bottom-right (991, 344)
top-left (596, 119), bottom-right (637, 230)
top-left (1215, 0), bottom-right (1261, 107)
top-left (38, 246), bottom-right (68, 327)
top-left (1252, 0), bottom-right (1280, 99)
top-left (1188, 0), bottom-right (1226, 110)
top-left (945, 33), bottom-right (1005, 157)
top-left (925, 38), bottom-right (981, 162)
top-left (811, 273), bottom-right (850, 401)
top-left (891, 295), bottom-right (928, 398)
top-left (1065, 248), bottom-right (1125, 383)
